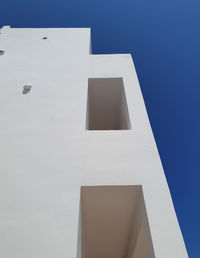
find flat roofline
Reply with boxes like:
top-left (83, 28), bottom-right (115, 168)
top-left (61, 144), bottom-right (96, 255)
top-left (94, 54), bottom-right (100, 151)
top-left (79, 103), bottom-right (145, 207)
top-left (1, 26), bottom-right (91, 30)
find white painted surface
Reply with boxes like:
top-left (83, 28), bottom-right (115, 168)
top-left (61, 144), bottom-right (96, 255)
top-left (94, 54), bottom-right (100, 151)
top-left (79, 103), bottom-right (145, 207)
top-left (0, 26), bottom-right (188, 257)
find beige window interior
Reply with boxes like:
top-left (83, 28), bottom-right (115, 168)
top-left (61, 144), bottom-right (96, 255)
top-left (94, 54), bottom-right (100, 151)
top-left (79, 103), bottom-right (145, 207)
top-left (86, 78), bottom-right (131, 130)
top-left (79, 185), bottom-right (155, 258)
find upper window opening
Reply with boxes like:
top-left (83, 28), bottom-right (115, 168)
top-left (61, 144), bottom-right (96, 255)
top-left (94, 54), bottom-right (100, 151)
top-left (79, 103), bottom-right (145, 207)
top-left (86, 78), bottom-right (131, 130)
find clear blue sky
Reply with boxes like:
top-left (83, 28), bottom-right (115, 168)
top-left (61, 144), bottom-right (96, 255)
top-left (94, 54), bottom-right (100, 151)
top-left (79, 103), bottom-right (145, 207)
top-left (1, 0), bottom-right (199, 256)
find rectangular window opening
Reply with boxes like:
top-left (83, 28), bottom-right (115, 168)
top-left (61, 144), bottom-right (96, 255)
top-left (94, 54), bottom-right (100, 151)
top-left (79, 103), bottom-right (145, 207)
top-left (86, 78), bottom-right (131, 130)
top-left (79, 185), bottom-right (155, 258)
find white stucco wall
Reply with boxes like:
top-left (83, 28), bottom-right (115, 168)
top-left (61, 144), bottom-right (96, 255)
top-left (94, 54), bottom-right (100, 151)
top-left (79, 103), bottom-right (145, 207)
top-left (0, 26), bottom-right (188, 258)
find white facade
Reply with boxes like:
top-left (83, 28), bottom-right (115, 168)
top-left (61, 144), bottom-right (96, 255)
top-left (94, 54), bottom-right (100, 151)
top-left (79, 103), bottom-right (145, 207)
top-left (0, 26), bottom-right (188, 258)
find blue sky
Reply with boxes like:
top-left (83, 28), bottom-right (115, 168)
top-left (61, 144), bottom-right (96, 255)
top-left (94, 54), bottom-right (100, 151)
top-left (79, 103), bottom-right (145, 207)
top-left (1, 0), bottom-right (199, 256)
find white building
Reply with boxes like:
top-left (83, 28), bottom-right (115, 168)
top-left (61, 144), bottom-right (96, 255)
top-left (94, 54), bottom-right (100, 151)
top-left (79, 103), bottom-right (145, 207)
top-left (0, 26), bottom-right (188, 258)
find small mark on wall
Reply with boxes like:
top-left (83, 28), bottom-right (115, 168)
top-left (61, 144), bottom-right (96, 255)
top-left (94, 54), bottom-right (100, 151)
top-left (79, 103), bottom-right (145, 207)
top-left (0, 50), bottom-right (5, 55)
top-left (42, 37), bottom-right (47, 40)
top-left (23, 85), bottom-right (32, 94)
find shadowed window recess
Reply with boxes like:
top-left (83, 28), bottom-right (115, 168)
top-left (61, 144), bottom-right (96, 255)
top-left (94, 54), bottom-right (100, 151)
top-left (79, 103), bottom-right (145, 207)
top-left (78, 185), bottom-right (155, 258)
top-left (86, 78), bottom-right (131, 130)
